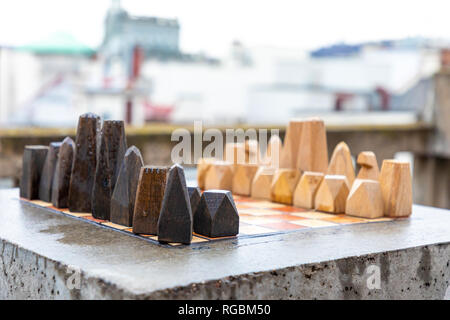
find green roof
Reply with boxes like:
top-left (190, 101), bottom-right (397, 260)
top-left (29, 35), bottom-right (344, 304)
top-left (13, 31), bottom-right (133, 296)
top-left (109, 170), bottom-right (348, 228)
top-left (18, 32), bottom-right (95, 55)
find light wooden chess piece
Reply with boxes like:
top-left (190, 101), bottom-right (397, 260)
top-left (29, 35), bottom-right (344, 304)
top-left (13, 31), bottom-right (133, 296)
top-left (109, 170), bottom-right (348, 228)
top-left (232, 163), bottom-right (259, 196)
top-left (270, 168), bottom-right (301, 205)
top-left (245, 139), bottom-right (260, 164)
top-left (224, 142), bottom-right (246, 164)
top-left (204, 161), bottom-right (233, 191)
top-left (327, 141), bottom-right (355, 186)
top-left (296, 118), bottom-right (328, 173)
top-left (356, 151), bottom-right (379, 180)
top-left (262, 135), bottom-right (282, 168)
top-left (293, 171), bottom-right (324, 209)
top-left (251, 166), bottom-right (275, 200)
top-left (379, 160), bottom-right (413, 217)
top-left (280, 120), bottom-right (304, 169)
top-left (197, 158), bottom-right (215, 190)
top-left (314, 175), bottom-right (350, 213)
top-left (346, 179), bottom-right (384, 218)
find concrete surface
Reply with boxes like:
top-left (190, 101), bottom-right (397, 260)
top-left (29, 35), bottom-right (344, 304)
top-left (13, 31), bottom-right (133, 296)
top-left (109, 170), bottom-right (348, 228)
top-left (0, 188), bottom-right (449, 299)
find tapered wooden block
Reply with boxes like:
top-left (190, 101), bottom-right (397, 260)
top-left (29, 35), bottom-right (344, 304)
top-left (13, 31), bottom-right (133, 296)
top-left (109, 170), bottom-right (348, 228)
top-left (293, 171), bottom-right (324, 209)
top-left (280, 120), bottom-right (304, 169)
top-left (327, 141), bottom-right (355, 186)
top-left (39, 142), bottom-right (62, 202)
top-left (379, 160), bottom-right (413, 217)
top-left (204, 161), bottom-right (233, 191)
top-left (51, 137), bottom-right (75, 208)
top-left (251, 166), bottom-right (275, 200)
top-left (296, 118), bottom-right (328, 173)
top-left (133, 166), bottom-right (169, 234)
top-left (188, 186), bottom-right (201, 217)
top-left (224, 142), bottom-right (246, 164)
top-left (110, 146), bottom-right (144, 227)
top-left (356, 151), bottom-right (380, 180)
top-left (92, 120), bottom-right (127, 220)
top-left (194, 190), bottom-right (239, 237)
top-left (158, 164), bottom-right (193, 244)
top-left (315, 175), bottom-right (350, 213)
top-left (262, 135), bottom-right (282, 168)
top-left (346, 179), bottom-right (384, 218)
top-left (197, 157), bottom-right (215, 190)
top-left (68, 113), bottom-right (101, 213)
top-left (270, 168), bottom-right (301, 205)
top-left (244, 139), bottom-right (260, 164)
top-left (232, 163), bottom-right (259, 196)
top-left (20, 146), bottom-right (49, 200)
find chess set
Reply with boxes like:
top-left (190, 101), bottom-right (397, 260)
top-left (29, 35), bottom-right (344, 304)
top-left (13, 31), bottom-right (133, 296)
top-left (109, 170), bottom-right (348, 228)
top-left (18, 114), bottom-right (413, 248)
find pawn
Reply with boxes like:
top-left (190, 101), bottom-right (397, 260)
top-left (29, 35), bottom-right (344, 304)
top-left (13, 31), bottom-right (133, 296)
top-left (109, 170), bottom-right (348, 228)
top-left (379, 160), bottom-right (412, 217)
top-left (270, 168), bottom-right (301, 205)
top-left (356, 151), bottom-right (379, 180)
top-left (296, 118), bottom-right (328, 173)
top-left (188, 186), bottom-right (201, 218)
top-left (20, 146), bottom-right (49, 200)
top-left (39, 142), bottom-right (62, 202)
top-left (133, 166), bottom-right (169, 234)
top-left (346, 179), bottom-right (384, 219)
top-left (251, 166), bottom-right (275, 200)
top-left (232, 163), bottom-right (259, 196)
top-left (158, 164), bottom-right (193, 244)
top-left (194, 190), bottom-right (239, 237)
top-left (51, 137), bottom-right (75, 208)
top-left (197, 158), bottom-right (215, 190)
top-left (204, 161), bottom-right (233, 191)
top-left (315, 175), bottom-right (350, 213)
top-left (327, 141), bottom-right (355, 186)
top-left (110, 146), bottom-right (144, 227)
top-left (293, 171), bottom-right (324, 209)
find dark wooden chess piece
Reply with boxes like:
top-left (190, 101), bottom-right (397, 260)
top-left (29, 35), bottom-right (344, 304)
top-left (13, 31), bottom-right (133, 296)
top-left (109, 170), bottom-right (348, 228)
top-left (110, 146), bottom-right (144, 227)
top-left (68, 113), bottom-right (101, 212)
top-left (92, 120), bottom-right (127, 220)
top-left (20, 146), bottom-right (49, 200)
top-left (133, 166), bottom-right (169, 234)
top-left (188, 186), bottom-right (201, 217)
top-left (193, 190), bottom-right (239, 237)
top-left (51, 137), bottom-right (75, 208)
top-left (39, 142), bottom-right (62, 202)
top-left (157, 164), bottom-right (193, 244)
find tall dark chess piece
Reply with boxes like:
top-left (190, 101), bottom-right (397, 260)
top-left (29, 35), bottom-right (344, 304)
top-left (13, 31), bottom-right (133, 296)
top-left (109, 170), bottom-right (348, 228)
top-left (110, 146), bottom-right (144, 227)
top-left (51, 137), bottom-right (75, 208)
top-left (157, 164), bottom-right (193, 244)
top-left (92, 120), bottom-right (127, 220)
top-left (68, 113), bottom-right (101, 212)
top-left (20, 146), bottom-right (48, 200)
top-left (188, 186), bottom-right (201, 217)
top-left (39, 142), bottom-right (62, 202)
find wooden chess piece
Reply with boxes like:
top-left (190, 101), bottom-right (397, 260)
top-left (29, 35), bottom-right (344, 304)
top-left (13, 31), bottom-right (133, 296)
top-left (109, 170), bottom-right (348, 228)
top-left (251, 166), bottom-right (275, 200)
top-left (224, 142), bottom-right (246, 164)
top-left (68, 113), bottom-right (101, 212)
top-left (110, 146), bottom-right (144, 227)
top-left (293, 171), bottom-right (324, 209)
top-left (327, 141), bottom-right (355, 186)
top-left (158, 164), bottom-right (193, 244)
top-left (314, 175), bottom-right (350, 213)
top-left (20, 146), bottom-right (48, 200)
top-left (244, 139), bottom-right (260, 164)
top-left (133, 166), bottom-right (168, 234)
top-left (194, 190), bottom-right (239, 237)
top-left (232, 163), bottom-right (259, 196)
top-left (188, 186), bottom-right (202, 218)
top-left (356, 151), bottom-right (379, 180)
top-left (197, 157), bottom-right (215, 190)
top-left (280, 120), bottom-right (304, 169)
top-left (296, 118), bottom-right (328, 173)
top-left (204, 161), bottom-right (233, 191)
top-left (270, 168), bottom-right (301, 205)
top-left (346, 179), bottom-right (384, 218)
top-left (39, 142), bottom-right (62, 202)
top-left (51, 137), bottom-right (75, 208)
top-left (262, 135), bottom-right (282, 168)
top-left (379, 160), bottom-right (413, 217)
top-left (92, 120), bottom-right (127, 220)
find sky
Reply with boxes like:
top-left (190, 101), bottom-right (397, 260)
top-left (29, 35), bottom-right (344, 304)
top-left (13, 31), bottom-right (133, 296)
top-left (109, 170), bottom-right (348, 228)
top-left (0, 0), bottom-right (449, 58)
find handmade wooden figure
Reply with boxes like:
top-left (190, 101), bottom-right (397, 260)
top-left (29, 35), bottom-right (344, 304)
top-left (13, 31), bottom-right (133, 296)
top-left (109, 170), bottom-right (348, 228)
top-left (158, 164), bottom-right (193, 244)
top-left (110, 146), bottom-right (144, 227)
top-left (379, 160), bottom-right (413, 217)
top-left (346, 179), bottom-right (384, 219)
top-left (204, 161), bottom-right (233, 191)
top-left (188, 186), bottom-right (201, 218)
top-left (270, 168), bottom-right (301, 205)
top-left (251, 166), bottom-right (275, 200)
top-left (68, 112), bottom-right (101, 213)
top-left (314, 175), bottom-right (350, 213)
top-left (293, 171), bottom-right (324, 209)
top-left (244, 139), bottom-right (260, 164)
top-left (327, 141), bottom-right (355, 186)
top-left (197, 157), bottom-right (215, 189)
top-left (20, 146), bottom-right (48, 200)
top-left (224, 142), bottom-right (246, 164)
top-left (133, 166), bottom-right (169, 234)
top-left (296, 118), bottom-right (328, 173)
top-left (356, 151), bottom-right (379, 180)
top-left (232, 163), bottom-right (259, 196)
top-left (194, 190), bottom-right (239, 237)
top-left (280, 120), bottom-right (304, 169)
top-left (262, 135), bottom-right (282, 168)
top-left (39, 142), bottom-right (62, 202)
top-left (92, 120), bottom-right (127, 220)
top-left (51, 137), bottom-right (75, 208)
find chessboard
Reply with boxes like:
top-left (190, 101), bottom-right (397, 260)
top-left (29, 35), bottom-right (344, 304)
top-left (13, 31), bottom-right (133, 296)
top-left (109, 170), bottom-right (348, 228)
top-left (20, 194), bottom-right (396, 248)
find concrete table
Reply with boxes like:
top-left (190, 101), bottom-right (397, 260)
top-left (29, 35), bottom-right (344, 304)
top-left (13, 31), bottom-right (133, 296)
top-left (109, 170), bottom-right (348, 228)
top-left (0, 188), bottom-right (449, 299)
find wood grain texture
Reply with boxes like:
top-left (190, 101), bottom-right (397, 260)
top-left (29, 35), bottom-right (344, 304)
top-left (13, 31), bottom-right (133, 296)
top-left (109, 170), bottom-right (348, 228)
top-left (356, 151), bottom-right (380, 180)
top-left (196, 157), bottom-right (215, 190)
top-left (296, 118), bottom-right (328, 173)
top-left (262, 135), bottom-right (282, 168)
top-left (232, 163), bottom-right (259, 196)
top-left (39, 142), bottom-right (62, 202)
top-left (314, 175), bottom-right (350, 213)
top-left (204, 161), bottom-right (233, 191)
top-left (280, 120), bottom-right (304, 169)
top-left (270, 168), bottom-right (301, 205)
top-left (251, 166), bottom-right (275, 200)
top-left (327, 141), bottom-right (355, 186)
top-left (20, 146), bottom-right (48, 200)
top-left (346, 179), bottom-right (384, 218)
top-left (51, 137), bottom-right (75, 208)
top-left (293, 171), bottom-right (324, 209)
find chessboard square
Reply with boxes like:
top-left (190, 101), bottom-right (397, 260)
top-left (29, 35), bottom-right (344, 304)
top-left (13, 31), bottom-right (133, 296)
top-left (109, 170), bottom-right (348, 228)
top-left (236, 204), bottom-right (252, 210)
top-left (240, 216), bottom-right (280, 224)
top-left (263, 221), bottom-right (306, 231)
top-left (30, 200), bottom-right (52, 207)
top-left (83, 216), bottom-right (108, 223)
top-left (291, 211), bottom-right (336, 219)
top-left (290, 219), bottom-right (338, 228)
top-left (234, 196), bottom-right (257, 202)
top-left (239, 208), bottom-right (282, 216)
top-left (238, 225), bottom-right (275, 235)
top-left (274, 206), bottom-right (307, 213)
top-left (365, 217), bottom-right (393, 222)
top-left (101, 221), bottom-right (130, 230)
top-left (191, 236), bottom-right (209, 243)
top-left (123, 228), bottom-right (133, 232)
top-left (264, 214), bottom-right (306, 221)
top-left (323, 216), bottom-right (367, 224)
top-left (241, 201), bottom-right (287, 209)
top-left (66, 212), bottom-right (92, 218)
